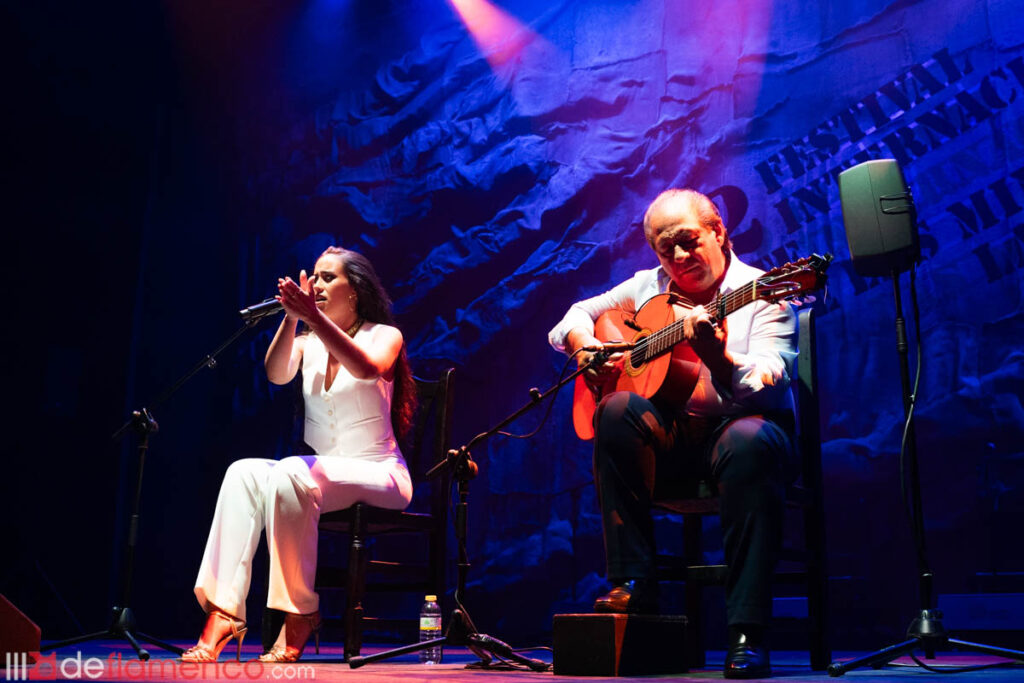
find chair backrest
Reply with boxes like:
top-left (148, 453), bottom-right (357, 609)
top-left (796, 308), bottom-right (823, 494)
top-left (403, 368), bottom-right (455, 514)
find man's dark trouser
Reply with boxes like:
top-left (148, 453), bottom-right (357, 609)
top-left (593, 391), bottom-right (796, 627)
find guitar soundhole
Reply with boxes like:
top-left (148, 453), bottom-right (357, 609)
top-left (632, 344), bottom-right (648, 365)
top-left (624, 333), bottom-right (650, 375)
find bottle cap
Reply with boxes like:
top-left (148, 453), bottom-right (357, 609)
top-left (425, 595), bottom-right (437, 602)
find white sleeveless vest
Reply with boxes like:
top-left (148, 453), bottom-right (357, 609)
top-left (301, 324), bottom-right (404, 463)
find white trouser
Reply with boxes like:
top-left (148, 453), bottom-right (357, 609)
top-left (194, 454), bottom-right (412, 622)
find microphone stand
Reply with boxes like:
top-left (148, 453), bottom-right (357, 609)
top-left (348, 349), bottom-right (619, 671)
top-left (42, 313), bottom-right (268, 660)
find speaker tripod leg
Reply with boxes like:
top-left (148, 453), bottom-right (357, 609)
top-left (948, 638), bottom-right (1024, 662)
top-left (828, 638), bottom-right (918, 677)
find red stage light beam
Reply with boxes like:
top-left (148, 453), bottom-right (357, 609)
top-left (448, 0), bottom-right (541, 69)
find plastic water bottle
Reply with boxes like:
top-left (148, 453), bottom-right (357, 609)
top-left (418, 594), bottom-right (443, 664)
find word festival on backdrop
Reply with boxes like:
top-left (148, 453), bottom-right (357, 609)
top-left (4, 652), bottom-right (316, 681)
top-left (703, 46), bottom-right (1024, 303)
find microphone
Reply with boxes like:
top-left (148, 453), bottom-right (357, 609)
top-left (239, 297), bottom-right (283, 322)
top-left (582, 341), bottom-right (635, 352)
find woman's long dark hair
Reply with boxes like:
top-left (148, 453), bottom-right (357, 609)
top-left (321, 246), bottom-right (416, 442)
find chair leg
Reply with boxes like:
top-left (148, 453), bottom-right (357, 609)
top-left (683, 513), bottom-right (706, 669)
top-left (804, 494), bottom-right (830, 669)
top-left (807, 574), bottom-right (829, 670)
top-left (428, 519), bottom-right (445, 599)
top-left (261, 608), bottom-right (286, 652)
top-left (344, 504), bottom-right (369, 660)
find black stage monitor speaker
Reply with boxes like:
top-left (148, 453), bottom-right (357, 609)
top-left (838, 159), bottom-right (919, 277)
top-left (0, 594), bottom-right (40, 662)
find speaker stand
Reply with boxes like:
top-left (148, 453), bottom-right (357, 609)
top-left (827, 271), bottom-right (1024, 675)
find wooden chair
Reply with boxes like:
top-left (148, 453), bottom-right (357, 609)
top-left (653, 308), bottom-right (829, 670)
top-left (313, 368), bottom-right (455, 659)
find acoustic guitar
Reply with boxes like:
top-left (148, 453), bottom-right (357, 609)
top-left (572, 253), bottom-right (833, 439)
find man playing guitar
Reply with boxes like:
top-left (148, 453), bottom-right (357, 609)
top-left (548, 189), bottom-right (802, 679)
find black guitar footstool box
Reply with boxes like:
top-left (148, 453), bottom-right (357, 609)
top-left (552, 613), bottom-right (688, 676)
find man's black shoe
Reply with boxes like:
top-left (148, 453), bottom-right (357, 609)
top-left (592, 579), bottom-right (659, 614)
top-left (723, 628), bottom-right (771, 679)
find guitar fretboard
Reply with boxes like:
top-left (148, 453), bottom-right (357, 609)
top-left (623, 254), bottom-right (830, 366)
top-left (630, 280), bottom-right (759, 365)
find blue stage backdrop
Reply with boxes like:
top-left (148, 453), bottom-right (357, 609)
top-left (8, 0), bottom-right (1023, 648)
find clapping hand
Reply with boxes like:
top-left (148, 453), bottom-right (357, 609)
top-left (277, 270), bottom-right (318, 324)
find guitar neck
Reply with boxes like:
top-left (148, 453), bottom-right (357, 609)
top-left (634, 253), bottom-right (831, 363)
top-left (714, 281), bottom-right (760, 321)
top-left (639, 281), bottom-right (760, 360)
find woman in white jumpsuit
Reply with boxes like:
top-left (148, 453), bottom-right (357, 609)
top-left (182, 247), bottom-right (416, 663)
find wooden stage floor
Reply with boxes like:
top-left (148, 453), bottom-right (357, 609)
top-left (17, 640), bottom-right (1024, 682)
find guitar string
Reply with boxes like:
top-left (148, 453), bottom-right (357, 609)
top-left (626, 259), bottom-right (819, 362)
top-left (629, 269), bottom-right (810, 361)
top-left (628, 281), bottom-right (756, 362)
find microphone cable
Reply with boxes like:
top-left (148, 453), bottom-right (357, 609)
top-left (494, 346), bottom-right (596, 441)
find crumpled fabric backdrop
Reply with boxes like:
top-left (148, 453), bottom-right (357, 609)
top-left (8, 0), bottom-right (1022, 647)
top-left (161, 0), bottom-right (1024, 644)
top-left (201, 0), bottom-right (1023, 645)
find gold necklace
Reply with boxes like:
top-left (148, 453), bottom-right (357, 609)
top-left (345, 317), bottom-right (364, 337)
